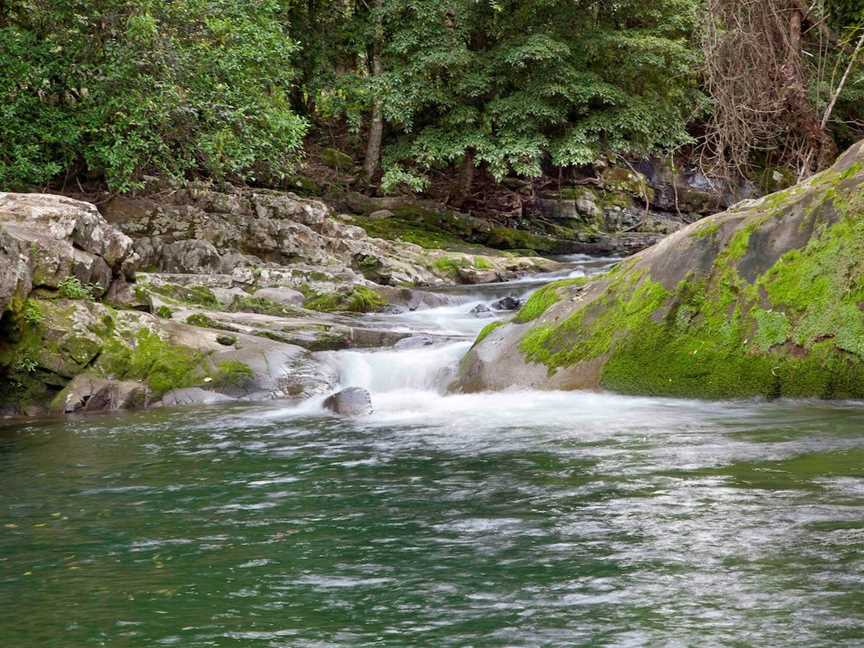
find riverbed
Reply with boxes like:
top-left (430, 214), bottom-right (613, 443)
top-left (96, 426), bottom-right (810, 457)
top-left (2, 256), bottom-right (864, 646)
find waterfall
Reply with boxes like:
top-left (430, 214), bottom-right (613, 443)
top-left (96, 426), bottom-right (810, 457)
top-left (321, 341), bottom-right (471, 395)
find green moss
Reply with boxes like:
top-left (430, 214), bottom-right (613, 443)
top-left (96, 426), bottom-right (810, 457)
top-left (155, 305), bottom-right (173, 319)
top-left (691, 221), bottom-right (720, 239)
top-left (212, 360), bottom-right (255, 388)
top-left (97, 329), bottom-right (207, 397)
top-left (304, 286), bottom-right (386, 313)
top-left (514, 277), bottom-right (588, 324)
top-left (520, 273), bottom-right (668, 372)
top-left (320, 147), bottom-right (353, 170)
top-left (229, 296), bottom-right (302, 317)
top-left (473, 321), bottom-right (505, 347)
top-left (752, 309), bottom-right (790, 352)
top-left (358, 215), bottom-right (472, 250)
top-left (431, 256), bottom-right (469, 277)
top-left (148, 284), bottom-right (220, 309)
top-left (473, 256), bottom-right (492, 270)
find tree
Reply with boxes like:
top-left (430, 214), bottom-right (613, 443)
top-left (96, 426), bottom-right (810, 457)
top-left (373, 0), bottom-right (703, 195)
top-left (0, 0), bottom-right (307, 191)
top-left (702, 0), bottom-right (864, 179)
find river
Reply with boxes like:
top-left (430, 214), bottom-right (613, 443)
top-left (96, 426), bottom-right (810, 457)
top-left (2, 256), bottom-right (864, 646)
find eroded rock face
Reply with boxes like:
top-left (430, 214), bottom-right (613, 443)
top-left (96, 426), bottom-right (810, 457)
top-left (0, 193), bottom-right (138, 312)
top-left (102, 189), bottom-right (442, 286)
top-left (455, 141), bottom-right (864, 400)
top-left (323, 387), bottom-right (373, 416)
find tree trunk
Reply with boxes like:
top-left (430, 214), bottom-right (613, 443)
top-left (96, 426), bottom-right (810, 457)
top-left (782, 7), bottom-right (836, 173)
top-left (452, 148), bottom-right (475, 208)
top-left (362, 0), bottom-right (384, 184)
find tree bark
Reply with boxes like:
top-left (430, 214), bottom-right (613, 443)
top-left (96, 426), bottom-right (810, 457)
top-left (362, 0), bottom-right (384, 184)
top-left (452, 148), bottom-right (475, 208)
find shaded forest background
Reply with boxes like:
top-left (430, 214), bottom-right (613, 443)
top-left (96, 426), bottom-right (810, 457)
top-left (2, 0), bottom-right (864, 206)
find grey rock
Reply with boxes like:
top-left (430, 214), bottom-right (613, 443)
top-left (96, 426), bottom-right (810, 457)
top-left (0, 192), bottom-right (135, 268)
top-left (394, 336), bottom-right (438, 349)
top-left (323, 387), bottom-right (373, 416)
top-left (252, 287), bottom-right (305, 307)
top-left (491, 296), bottom-right (522, 311)
top-left (470, 304), bottom-right (494, 318)
top-left (211, 286), bottom-right (249, 306)
top-left (57, 376), bottom-right (149, 413)
top-left (161, 388), bottom-right (236, 407)
top-left (368, 209), bottom-right (394, 220)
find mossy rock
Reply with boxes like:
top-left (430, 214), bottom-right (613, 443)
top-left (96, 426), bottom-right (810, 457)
top-left (321, 147), bottom-right (354, 171)
top-left (601, 166), bottom-right (655, 203)
top-left (304, 286), bottom-right (387, 313)
top-left (145, 283), bottom-right (220, 309)
top-left (456, 140), bottom-right (864, 400)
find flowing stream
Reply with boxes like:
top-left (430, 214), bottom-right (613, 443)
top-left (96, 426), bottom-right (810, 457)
top-left (3, 255), bottom-right (864, 646)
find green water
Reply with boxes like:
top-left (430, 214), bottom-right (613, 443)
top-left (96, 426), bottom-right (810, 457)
top-left (2, 393), bottom-right (864, 646)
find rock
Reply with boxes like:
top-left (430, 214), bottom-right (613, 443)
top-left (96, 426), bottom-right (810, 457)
top-left (252, 287), bottom-right (305, 307)
top-left (160, 388), bottom-right (236, 407)
top-left (491, 296), bottom-right (522, 311)
top-left (457, 267), bottom-right (499, 285)
top-left (55, 376), bottom-right (149, 413)
top-left (0, 193), bottom-right (139, 312)
top-left (455, 140), bottom-right (864, 400)
top-left (105, 277), bottom-right (150, 310)
top-left (320, 147), bottom-right (354, 171)
top-left (0, 229), bottom-right (32, 313)
top-left (470, 304), bottom-right (494, 318)
top-left (211, 286), bottom-right (249, 307)
top-left (216, 334), bottom-right (237, 346)
top-left (0, 193), bottom-right (135, 268)
top-left (368, 209), bottom-right (394, 220)
top-left (394, 335), bottom-right (438, 349)
top-left (323, 387), bottom-right (373, 416)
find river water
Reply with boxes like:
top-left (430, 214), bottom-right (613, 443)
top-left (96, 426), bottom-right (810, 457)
top-left (2, 256), bottom-right (864, 647)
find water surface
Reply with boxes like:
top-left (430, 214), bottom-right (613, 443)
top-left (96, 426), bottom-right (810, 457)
top-left (2, 254), bottom-right (864, 646)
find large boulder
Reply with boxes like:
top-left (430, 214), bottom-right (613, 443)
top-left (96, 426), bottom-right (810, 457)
top-left (455, 141), bottom-right (864, 400)
top-left (53, 376), bottom-right (150, 414)
top-left (0, 193), bottom-right (138, 313)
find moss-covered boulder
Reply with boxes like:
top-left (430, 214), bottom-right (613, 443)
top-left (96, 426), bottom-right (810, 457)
top-left (454, 141), bottom-right (864, 400)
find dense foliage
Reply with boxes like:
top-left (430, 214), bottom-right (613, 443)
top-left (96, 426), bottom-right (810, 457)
top-left (1, 0), bottom-right (863, 193)
top-left (0, 0), bottom-right (306, 191)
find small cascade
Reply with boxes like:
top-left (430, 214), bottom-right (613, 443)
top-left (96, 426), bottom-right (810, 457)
top-left (315, 254), bottom-right (621, 410)
top-left (322, 341), bottom-right (471, 395)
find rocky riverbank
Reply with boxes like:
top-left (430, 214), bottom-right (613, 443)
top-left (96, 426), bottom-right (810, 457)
top-left (455, 141), bottom-right (864, 400)
top-left (0, 189), bottom-right (554, 418)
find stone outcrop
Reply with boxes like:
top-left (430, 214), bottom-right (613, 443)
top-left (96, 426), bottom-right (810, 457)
top-left (101, 187), bottom-right (555, 287)
top-left (0, 193), bottom-right (137, 313)
top-left (455, 141), bottom-right (864, 400)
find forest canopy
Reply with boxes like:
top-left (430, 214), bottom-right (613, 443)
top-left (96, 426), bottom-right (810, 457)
top-left (1, 0), bottom-right (863, 193)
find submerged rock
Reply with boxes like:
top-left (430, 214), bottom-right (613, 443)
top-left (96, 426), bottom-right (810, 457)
top-left (323, 387), bottom-right (373, 416)
top-left (455, 140), bottom-right (864, 400)
top-left (469, 304), bottom-right (494, 318)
